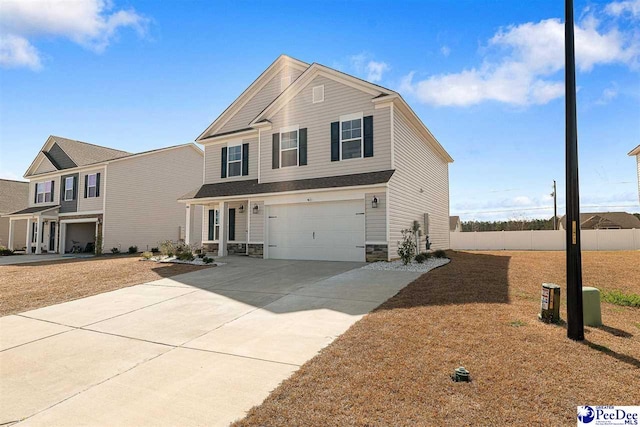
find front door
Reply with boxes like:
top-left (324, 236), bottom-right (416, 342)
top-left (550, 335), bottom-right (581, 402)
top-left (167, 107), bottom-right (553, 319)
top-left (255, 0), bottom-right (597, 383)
top-left (49, 221), bottom-right (56, 252)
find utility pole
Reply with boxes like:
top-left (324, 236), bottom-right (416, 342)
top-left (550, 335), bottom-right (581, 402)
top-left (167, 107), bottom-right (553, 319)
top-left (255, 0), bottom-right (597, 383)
top-left (565, 0), bottom-right (584, 341)
top-left (551, 180), bottom-right (557, 230)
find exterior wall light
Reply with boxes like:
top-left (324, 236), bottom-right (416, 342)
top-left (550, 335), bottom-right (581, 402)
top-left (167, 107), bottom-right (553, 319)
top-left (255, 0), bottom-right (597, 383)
top-left (372, 196), bottom-right (378, 208)
top-left (238, 205), bottom-right (244, 213)
top-left (253, 204), bottom-right (259, 214)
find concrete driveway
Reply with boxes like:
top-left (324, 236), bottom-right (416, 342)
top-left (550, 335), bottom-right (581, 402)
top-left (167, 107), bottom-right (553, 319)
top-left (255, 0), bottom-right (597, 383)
top-left (0, 256), bottom-right (422, 426)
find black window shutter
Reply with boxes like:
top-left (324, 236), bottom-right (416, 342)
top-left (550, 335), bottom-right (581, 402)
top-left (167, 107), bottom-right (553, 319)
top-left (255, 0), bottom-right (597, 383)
top-left (208, 210), bottom-right (214, 240)
top-left (72, 176), bottom-right (77, 200)
top-left (95, 173), bottom-right (101, 197)
top-left (228, 208), bottom-right (236, 241)
top-left (34, 184), bottom-right (37, 204)
top-left (364, 116), bottom-right (374, 158)
top-left (330, 122), bottom-right (340, 161)
top-left (242, 143), bottom-right (249, 176)
top-left (50, 180), bottom-right (55, 201)
top-left (84, 175), bottom-right (88, 198)
top-left (299, 128), bottom-right (307, 166)
top-left (272, 133), bottom-right (280, 169)
top-left (221, 147), bottom-right (227, 178)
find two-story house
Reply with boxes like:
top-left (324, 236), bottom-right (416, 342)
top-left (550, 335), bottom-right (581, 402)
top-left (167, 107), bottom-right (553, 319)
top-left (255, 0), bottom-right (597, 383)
top-left (180, 55), bottom-right (453, 262)
top-left (5, 136), bottom-right (203, 254)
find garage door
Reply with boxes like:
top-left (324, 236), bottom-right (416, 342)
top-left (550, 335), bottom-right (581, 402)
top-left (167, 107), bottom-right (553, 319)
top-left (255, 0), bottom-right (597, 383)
top-left (267, 200), bottom-right (365, 262)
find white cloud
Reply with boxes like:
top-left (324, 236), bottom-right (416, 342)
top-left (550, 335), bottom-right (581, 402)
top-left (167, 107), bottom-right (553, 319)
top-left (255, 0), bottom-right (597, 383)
top-left (605, 0), bottom-right (640, 18)
top-left (349, 53), bottom-right (390, 83)
top-left (0, 34), bottom-right (41, 70)
top-left (0, 0), bottom-right (147, 69)
top-left (596, 85), bottom-right (619, 104)
top-left (400, 5), bottom-right (640, 107)
top-left (440, 46), bottom-right (451, 57)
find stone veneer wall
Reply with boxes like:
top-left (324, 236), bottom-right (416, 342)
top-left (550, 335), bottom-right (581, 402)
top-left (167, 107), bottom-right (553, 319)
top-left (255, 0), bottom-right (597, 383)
top-left (204, 243), bottom-right (219, 253)
top-left (248, 243), bottom-right (263, 257)
top-left (366, 244), bottom-right (388, 262)
top-left (227, 243), bottom-right (247, 255)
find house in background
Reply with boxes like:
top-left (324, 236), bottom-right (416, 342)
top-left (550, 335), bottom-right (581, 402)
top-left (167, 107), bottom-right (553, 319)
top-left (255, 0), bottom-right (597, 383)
top-left (180, 55), bottom-right (453, 262)
top-left (5, 136), bottom-right (203, 254)
top-left (450, 216), bottom-right (461, 232)
top-left (559, 212), bottom-right (640, 230)
top-left (629, 144), bottom-right (640, 203)
top-left (0, 179), bottom-right (29, 250)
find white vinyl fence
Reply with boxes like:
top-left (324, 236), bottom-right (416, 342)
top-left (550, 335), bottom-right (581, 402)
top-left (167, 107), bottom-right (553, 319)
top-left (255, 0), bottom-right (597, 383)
top-left (450, 229), bottom-right (640, 251)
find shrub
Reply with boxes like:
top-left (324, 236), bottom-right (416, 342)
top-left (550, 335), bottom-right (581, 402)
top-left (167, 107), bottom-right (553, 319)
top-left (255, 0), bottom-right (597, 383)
top-left (397, 229), bottom-right (416, 265)
top-left (203, 256), bottom-right (214, 264)
top-left (414, 253), bottom-right (427, 264)
top-left (433, 249), bottom-right (447, 258)
top-left (0, 246), bottom-right (14, 256)
top-left (111, 247), bottom-right (120, 254)
top-left (141, 251), bottom-right (153, 260)
top-left (151, 247), bottom-right (159, 253)
top-left (197, 253), bottom-right (205, 259)
top-left (128, 246), bottom-right (138, 254)
top-left (159, 240), bottom-right (175, 257)
top-left (177, 251), bottom-right (195, 261)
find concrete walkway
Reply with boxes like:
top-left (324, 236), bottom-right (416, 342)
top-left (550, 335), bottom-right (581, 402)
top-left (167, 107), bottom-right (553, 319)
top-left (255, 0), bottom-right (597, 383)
top-left (0, 256), bottom-right (422, 426)
top-left (0, 254), bottom-right (69, 266)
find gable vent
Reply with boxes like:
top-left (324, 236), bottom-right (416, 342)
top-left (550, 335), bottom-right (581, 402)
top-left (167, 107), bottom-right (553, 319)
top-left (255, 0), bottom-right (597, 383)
top-left (313, 85), bottom-right (324, 103)
top-left (280, 75), bottom-right (292, 91)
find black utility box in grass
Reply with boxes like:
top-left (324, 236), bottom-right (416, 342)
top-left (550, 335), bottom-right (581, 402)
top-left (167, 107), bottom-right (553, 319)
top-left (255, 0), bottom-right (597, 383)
top-left (539, 283), bottom-right (561, 323)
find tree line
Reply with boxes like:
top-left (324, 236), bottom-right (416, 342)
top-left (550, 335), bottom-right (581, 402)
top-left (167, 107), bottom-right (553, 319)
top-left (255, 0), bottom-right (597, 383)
top-left (461, 217), bottom-right (557, 232)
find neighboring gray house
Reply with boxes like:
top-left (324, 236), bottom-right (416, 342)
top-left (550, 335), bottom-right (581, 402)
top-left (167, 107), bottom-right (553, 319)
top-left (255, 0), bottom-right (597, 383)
top-left (180, 55), bottom-right (453, 262)
top-left (5, 136), bottom-right (203, 254)
top-left (629, 145), bottom-right (640, 203)
top-left (559, 212), bottom-right (640, 230)
top-left (450, 216), bottom-right (461, 232)
top-left (0, 179), bottom-right (29, 250)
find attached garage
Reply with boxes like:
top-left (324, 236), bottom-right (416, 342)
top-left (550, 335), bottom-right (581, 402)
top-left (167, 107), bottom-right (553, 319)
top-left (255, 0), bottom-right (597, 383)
top-left (266, 200), bottom-right (365, 262)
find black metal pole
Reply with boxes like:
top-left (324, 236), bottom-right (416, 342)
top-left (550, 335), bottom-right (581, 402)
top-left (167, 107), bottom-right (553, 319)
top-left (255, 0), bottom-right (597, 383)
top-left (565, 0), bottom-right (584, 341)
top-left (553, 180), bottom-right (557, 230)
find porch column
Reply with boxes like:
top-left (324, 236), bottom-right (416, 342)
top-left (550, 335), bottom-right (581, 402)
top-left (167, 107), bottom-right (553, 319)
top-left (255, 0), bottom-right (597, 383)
top-left (54, 221), bottom-right (59, 253)
top-left (35, 216), bottom-right (43, 254)
top-left (59, 223), bottom-right (66, 254)
top-left (185, 204), bottom-right (191, 246)
top-left (25, 218), bottom-right (31, 253)
top-left (8, 219), bottom-right (14, 251)
top-left (218, 201), bottom-right (228, 257)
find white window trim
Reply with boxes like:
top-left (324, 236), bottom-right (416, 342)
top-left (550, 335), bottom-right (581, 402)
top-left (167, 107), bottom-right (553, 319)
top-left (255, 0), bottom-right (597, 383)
top-left (64, 177), bottom-right (74, 201)
top-left (279, 125), bottom-right (299, 168)
top-left (226, 143), bottom-right (243, 177)
top-left (214, 209), bottom-right (220, 241)
top-left (312, 85), bottom-right (324, 103)
top-left (87, 173), bottom-right (97, 198)
top-left (35, 181), bottom-right (53, 204)
top-left (339, 112), bottom-right (364, 161)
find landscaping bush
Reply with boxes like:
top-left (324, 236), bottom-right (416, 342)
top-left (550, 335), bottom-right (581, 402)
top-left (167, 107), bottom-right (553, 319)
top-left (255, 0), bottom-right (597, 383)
top-left (414, 253), bottom-right (427, 263)
top-left (197, 253), bottom-right (205, 259)
top-left (177, 251), bottom-right (195, 261)
top-left (159, 240), bottom-right (175, 257)
top-left (203, 256), bottom-right (214, 264)
top-left (128, 246), bottom-right (138, 254)
top-left (111, 247), bottom-right (120, 254)
top-left (150, 247), bottom-right (159, 253)
top-left (141, 251), bottom-right (153, 260)
top-left (397, 229), bottom-right (417, 265)
top-left (433, 249), bottom-right (447, 258)
top-left (0, 246), bottom-right (14, 256)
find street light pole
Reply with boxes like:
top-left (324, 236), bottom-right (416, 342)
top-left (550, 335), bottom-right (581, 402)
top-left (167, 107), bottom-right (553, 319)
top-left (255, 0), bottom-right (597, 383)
top-left (552, 180), bottom-right (557, 230)
top-left (565, 0), bottom-right (584, 341)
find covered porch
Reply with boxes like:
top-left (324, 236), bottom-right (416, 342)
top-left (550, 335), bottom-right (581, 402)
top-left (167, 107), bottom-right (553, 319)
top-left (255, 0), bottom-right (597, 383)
top-left (6, 206), bottom-right (60, 254)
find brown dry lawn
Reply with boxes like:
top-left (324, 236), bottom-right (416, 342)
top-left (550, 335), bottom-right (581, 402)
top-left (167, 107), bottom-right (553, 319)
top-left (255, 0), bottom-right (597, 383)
top-left (0, 255), bottom-right (211, 316)
top-left (236, 251), bottom-right (640, 427)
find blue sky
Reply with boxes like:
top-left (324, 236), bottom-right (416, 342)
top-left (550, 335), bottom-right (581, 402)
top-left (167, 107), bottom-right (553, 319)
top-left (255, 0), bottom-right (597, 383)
top-left (1, 0), bottom-right (639, 221)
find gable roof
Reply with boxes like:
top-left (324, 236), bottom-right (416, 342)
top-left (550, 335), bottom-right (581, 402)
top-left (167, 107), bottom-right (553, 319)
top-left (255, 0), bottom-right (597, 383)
top-left (196, 54), bottom-right (309, 141)
top-left (629, 144), bottom-right (640, 156)
top-left (25, 135), bottom-right (131, 177)
top-left (0, 179), bottom-right (29, 214)
top-left (560, 212), bottom-right (640, 229)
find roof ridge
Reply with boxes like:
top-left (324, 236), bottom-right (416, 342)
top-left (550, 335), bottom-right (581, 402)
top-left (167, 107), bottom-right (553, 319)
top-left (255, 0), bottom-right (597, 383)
top-left (0, 178), bottom-right (28, 183)
top-left (50, 135), bottom-right (131, 154)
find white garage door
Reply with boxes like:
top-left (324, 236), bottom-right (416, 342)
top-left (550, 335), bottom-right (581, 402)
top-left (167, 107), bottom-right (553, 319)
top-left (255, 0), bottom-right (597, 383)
top-left (267, 200), bottom-right (365, 262)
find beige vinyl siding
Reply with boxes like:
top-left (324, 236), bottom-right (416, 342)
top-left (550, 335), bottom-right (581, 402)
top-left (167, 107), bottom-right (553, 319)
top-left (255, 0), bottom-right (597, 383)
top-left (204, 136), bottom-right (258, 184)
top-left (188, 204), bottom-right (203, 247)
top-left (218, 66), bottom-right (304, 134)
top-left (77, 167), bottom-right (106, 212)
top-left (33, 156), bottom-right (57, 175)
top-left (27, 176), bottom-right (61, 208)
top-left (365, 192), bottom-right (386, 242)
top-left (388, 108), bottom-right (450, 258)
top-left (0, 218), bottom-right (27, 250)
top-left (249, 200), bottom-right (264, 242)
top-left (103, 147), bottom-right (203, 251)
top-left (260, 75), bottom-right (391, 183)
top-left (228, 201), bottom-right (248, 242)
top-left (636, 155), bottom-right (639, 202)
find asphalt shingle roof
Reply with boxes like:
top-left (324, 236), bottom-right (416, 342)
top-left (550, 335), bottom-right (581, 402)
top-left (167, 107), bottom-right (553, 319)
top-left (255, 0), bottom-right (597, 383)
top-left (0, 179), bottom-right (29, 214)
top-left (560, 212), bottom-right (640, 229)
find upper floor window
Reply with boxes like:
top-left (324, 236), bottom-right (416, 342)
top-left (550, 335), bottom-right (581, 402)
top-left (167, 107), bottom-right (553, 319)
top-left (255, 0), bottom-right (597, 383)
top-left (227, 145), bottom-right (242, 177)
top-left (36, 181), bottom-right (53, 203)
top-left (87, 173), bottom-right (98, 198)
top-left (340, 113), bottom-right (363, 160)
top-left (280, 127), bottom-right (299, 168)
top-left (64, 177), bottom-right (74, 201)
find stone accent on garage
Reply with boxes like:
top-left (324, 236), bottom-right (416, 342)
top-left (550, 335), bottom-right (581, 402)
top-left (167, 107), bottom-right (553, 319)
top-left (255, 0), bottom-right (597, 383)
top-left (227, 243), bottom-right (247, 255)
top-left (248, 243), bottom-right (263, 257)
top-left (366, 244), bottom-right (388, 262)
top-left (204, 243), bottom-right (219, 253)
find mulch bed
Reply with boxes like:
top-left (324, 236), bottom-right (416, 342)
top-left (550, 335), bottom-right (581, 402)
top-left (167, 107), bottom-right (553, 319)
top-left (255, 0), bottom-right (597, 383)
top-left (235, 250), bottom-right (640, 426)
top-left (0, 255), bottom-right (211, 316)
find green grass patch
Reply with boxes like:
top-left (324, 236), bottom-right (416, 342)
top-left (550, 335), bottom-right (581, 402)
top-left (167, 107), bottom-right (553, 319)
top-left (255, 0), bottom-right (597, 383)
top-left (601, 290), bottom-right (640, 308)
top-left (509, 320), bottom-right (527, 327)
